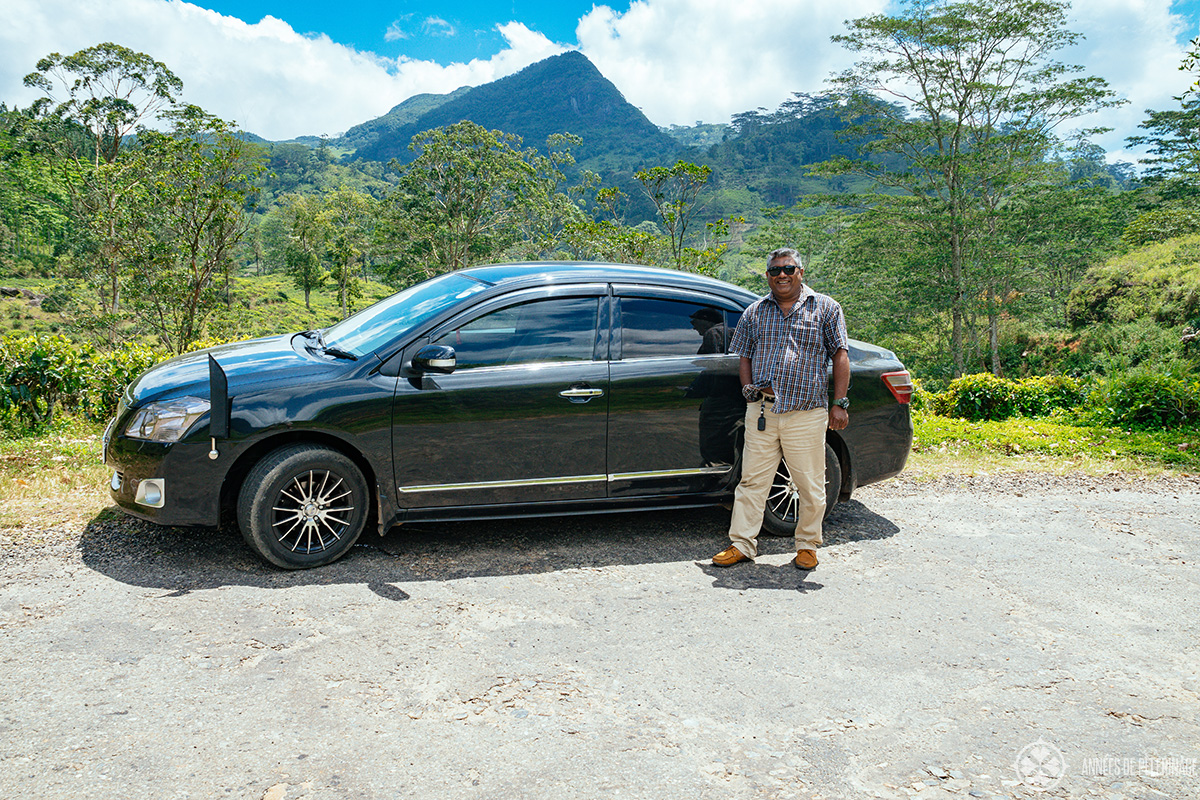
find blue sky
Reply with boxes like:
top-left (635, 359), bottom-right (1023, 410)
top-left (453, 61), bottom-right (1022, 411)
top-left (196, 0), bottom-right (617, 62)
top-left (4, 0), bottom-right (1200, 159)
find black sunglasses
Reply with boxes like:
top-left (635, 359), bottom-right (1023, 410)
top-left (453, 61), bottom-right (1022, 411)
top-left (767, 265), bottom-right (798, 276)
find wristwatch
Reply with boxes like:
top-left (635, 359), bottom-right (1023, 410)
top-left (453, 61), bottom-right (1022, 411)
top-left (833, 397), bottom-right (850, 410)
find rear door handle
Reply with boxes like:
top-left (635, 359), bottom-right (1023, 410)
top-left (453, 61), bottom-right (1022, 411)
top-left (559, 386), bottom-right (605, 403)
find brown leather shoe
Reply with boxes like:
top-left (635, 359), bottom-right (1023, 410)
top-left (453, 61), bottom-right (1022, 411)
top-left (712, 545), bottom-right (752, 567)
top-left (794, 549), bottom-right (819, 570)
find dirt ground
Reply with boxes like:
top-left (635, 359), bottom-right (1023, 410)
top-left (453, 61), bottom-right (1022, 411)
top-left (1, 472), bottom-right (1197, 799)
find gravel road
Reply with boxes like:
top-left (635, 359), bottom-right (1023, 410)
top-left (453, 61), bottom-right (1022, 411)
top-left (1, 473), bottom-right (1198, 800)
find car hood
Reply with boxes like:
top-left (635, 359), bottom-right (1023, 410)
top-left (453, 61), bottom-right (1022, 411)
top-left (126, 334), bottom-right (351, 406)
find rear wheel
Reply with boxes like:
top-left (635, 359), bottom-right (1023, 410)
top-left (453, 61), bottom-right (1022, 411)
top-left (237, 444), bottom-right (369, 569)
top-left (761, 443), bottom-right (841, 537)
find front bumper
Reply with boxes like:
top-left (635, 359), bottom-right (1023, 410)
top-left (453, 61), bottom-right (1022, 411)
top-left (104, 432), bottom-right (228, 527)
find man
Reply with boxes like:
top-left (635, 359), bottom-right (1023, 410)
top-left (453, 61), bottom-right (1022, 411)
top-left (712, 248), bottom-right (849, 570)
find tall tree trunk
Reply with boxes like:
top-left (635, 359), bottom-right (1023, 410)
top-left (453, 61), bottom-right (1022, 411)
top-left (951, 229), bottom-right (965, 378)
top-left (989, 287), bottom-right (1001, 377)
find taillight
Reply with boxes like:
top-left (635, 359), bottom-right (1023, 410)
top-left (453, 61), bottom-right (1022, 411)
top-left (882, 371), bottom-right (913, 404)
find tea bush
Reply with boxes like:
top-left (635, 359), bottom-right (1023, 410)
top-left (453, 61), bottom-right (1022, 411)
top-left (0, 334), bottom-right (163, 430)
top-left (934, 373), bottom-right (1087, 421)
top-left (1089, 369), bottom-right (1200, 428)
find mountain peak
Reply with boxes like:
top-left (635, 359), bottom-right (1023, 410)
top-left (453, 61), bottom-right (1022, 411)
top-left (352, 52), bottom-right (676, 167)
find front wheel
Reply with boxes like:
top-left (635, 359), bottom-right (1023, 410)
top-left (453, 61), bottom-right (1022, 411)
top-left (237, 444), bottom-right (369, 569)
top-left (761, 443), bottom-right (841, 537)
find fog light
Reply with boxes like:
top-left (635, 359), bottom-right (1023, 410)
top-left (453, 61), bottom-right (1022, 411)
top-left (135, 479), bottom-right (165, 508)
top-left (110, 471), bottom-right (122, 492)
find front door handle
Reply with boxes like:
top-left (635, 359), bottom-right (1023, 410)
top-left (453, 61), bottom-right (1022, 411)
top-left (559, 386), bottom-right (605, 403)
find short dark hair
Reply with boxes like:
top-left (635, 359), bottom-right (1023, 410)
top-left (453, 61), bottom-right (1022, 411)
top-left (767, 248), bottom-right (802, 270)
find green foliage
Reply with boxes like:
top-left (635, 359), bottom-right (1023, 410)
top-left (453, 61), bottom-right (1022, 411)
top-left (122, 104), bottom-right (265, 353)
top-left (1066, 234), bottom-right (1200, 328)
top-left (1125, 97), bottom-right (1200, 186)
top-left (85, 342), bottom-right (158, 419)
top-left (936, 373), bottom-right (1021, 421)
top-left (1088, 369), bottom-right (1200, 429)
top-left (0, 333), bottom-right (87, 427)
top-left (634, 161), bottom-right (713, 272)
top-left (934, 372), bottom-right (1084, 421)
top-left (1121, 205), bottom-right (1200, 246)
top-left (822, 0), bottom-right (1124, 376)
top-left (379, 121), bottom-right (546, 278)
top-left (23, 42), bottom-right (182, 166)
top-left (0, 333), bottom-right (159, 430)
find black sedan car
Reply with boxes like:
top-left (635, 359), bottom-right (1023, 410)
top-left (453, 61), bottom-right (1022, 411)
top-left (104, 262), bottom-right (912, 569)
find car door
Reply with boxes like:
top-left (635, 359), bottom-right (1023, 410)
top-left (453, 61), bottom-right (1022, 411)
top-left (606, 289), bottom-right (744, 497)
top-left (392, 287), bottom-right (610, 508)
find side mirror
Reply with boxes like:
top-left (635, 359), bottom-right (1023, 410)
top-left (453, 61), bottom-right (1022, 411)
top-left (412, 344), bottom-right (457, 374)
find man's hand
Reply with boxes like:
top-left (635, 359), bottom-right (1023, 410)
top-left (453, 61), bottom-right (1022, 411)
top-left (828, 407), bottom-right (848, 431)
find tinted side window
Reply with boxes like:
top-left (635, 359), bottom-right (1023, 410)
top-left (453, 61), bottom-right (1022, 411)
top-left (433, 297), bottom-right (597, 369)
top-left (620, 298), bottom-right (730, 359)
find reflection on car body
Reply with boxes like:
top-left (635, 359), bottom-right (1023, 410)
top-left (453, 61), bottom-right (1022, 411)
top-left (104, 263), bottom-right (913, 569)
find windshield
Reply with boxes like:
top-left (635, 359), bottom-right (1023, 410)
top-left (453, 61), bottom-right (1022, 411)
top-left (323, 273), bottom-right (489, 356)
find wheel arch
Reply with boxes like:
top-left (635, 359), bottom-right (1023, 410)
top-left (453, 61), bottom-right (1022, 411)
top-left (825, 431), bottom-right (853, 502)
top-left (219, 431), bottom-right (380, 527)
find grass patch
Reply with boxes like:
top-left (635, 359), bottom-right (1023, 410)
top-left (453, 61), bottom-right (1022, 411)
top-left (0, 417), bottom-right (110, 541)
top-left (910, 413), bottom-right (1200, 477)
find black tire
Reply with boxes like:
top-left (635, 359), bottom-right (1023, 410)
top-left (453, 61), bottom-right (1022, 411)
top-left (761, 443), bottom-right (842, 537)
top-left (237, 444), bottom-right (369, 569)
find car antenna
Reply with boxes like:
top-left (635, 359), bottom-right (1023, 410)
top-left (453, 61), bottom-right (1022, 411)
top-left (208, 354), bottom-right (230, 460)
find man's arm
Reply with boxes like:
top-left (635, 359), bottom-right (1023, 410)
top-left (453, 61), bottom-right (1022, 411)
top-left (739, 356), bottom-right (753, 387)
top-left (828, 348), bottom-right (849, 431)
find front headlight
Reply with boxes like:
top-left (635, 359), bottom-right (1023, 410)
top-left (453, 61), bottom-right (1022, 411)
top-left (124, 397), bottom-right (211, 442)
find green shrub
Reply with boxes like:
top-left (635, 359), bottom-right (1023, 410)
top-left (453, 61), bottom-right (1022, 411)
top-left (1088, 369), bottom-right (1200, 429)
top-left (1121, 206), bottom-right (1200, 247)
top-left (0, 334), bottom-right (164, 431)
top-left (0, 334), bottom-right (91, 427)
top-left (86, 345), bottom-right (160, 421)
top-left (909, 377), bottom-right (935, 415)
top-left (1013, 374), bottom-right (1085, 416)
top-left (934, 373), bottom-right (1087, 421)
top-left (940, 373), bottom-right (1020, 421)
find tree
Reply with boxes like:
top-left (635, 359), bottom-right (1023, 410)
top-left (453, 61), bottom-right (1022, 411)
top-left (324, 186), bottom-right (374, 317)
top-left (277, 193), bottom-right (328, 310)
top-left (23, 42), bottom-right (181, 169)
top-left (821, 0), bottom-right (1123, 376)
top-left (1126, 99), bottom-right (1200, 190)
top-left (122, 105), bottom-right (263, 353)
top-left (0, 106), bottom-right (73, 269)
top-left (22, 43), bottom-right (183, 318)
top-left (634, 161), bottom-right (713, 272)
top-left (503, 133), bottom-right (594, 261)
top-left (378, 121), bottom-right (542, 280)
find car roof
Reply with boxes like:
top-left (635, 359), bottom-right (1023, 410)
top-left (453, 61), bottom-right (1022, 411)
top-left (460, 261), bottom-right (760, 304)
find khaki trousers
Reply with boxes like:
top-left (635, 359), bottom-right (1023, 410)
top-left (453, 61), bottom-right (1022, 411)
top-left (728, 405), bottom-right (827, 558)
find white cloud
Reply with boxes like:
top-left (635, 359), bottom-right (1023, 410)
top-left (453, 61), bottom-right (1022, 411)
top-left (1064, 0), bottom-right (1195, 160)
top-left (1, 0), bottom-right (564, 140)
top-left (423, 17), bottom-right (457, 38)
top-left (384, 20), bottom-right (410, 42)
top-left (575, 0), bottom-right (1197, 160)
top-left (576, 0), bottom-right (890, 126)
top-left (3, 0), bottom-right (1196, 156)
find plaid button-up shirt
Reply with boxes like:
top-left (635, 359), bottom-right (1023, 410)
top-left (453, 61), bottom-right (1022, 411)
top-left (729, 285), bottom-right (848, 414)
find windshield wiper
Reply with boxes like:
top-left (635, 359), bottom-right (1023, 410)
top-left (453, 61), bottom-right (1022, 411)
top-left (321, 345), bottom-right (358, 360)
top-left (302, 329), bottom-right (358, 360)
